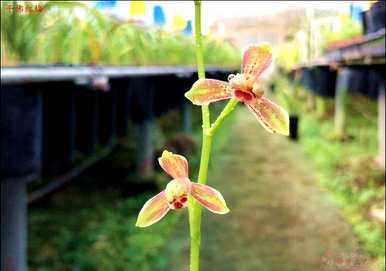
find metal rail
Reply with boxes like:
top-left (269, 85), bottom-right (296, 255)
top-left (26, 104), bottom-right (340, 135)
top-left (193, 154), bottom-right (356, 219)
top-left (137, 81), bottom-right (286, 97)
top-left (28, 145), bottom-right (114, 204)
top-left (1, 65), bottom-right (236, 84)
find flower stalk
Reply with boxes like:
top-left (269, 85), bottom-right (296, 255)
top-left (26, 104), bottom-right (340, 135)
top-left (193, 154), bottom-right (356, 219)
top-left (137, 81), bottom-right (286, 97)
top-left (189, 2), bottom-right (207, 271)
top-left (136, 3), bottom-right (289, 271)
top-left (189, 2), bottom-right (239, 271)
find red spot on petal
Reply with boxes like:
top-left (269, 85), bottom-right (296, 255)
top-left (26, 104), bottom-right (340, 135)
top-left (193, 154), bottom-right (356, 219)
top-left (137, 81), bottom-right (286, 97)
top-left (180, 197), bottom-right (187, 203)
top-left (234, 90), bottom-right (253, 102)
top-left (174, 202), bottom-right (183, 209)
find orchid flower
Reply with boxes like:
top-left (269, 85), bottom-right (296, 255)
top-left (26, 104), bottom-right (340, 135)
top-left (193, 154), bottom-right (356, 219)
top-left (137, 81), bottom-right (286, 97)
top-left (185, 43), bottom-right (289, 135)
top-left (136, 150), bottom-right (229, 228)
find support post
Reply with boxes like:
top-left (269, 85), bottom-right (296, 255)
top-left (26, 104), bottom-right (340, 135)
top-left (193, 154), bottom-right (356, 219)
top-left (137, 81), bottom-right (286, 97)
top-left (378, 89), bottom-right (385, 169)
top-left (316, 96), bottom-right (326, 118)
top-left (1, 85), bottom-right (42, 271)
top-left (1, 180), bottom-right (27, 271)
top-left (135, 120), bottom-right (154, 178)
top-left (181, 100), bottom-right (191, 133)
top-left (335, 68), bottom-right (350, 139)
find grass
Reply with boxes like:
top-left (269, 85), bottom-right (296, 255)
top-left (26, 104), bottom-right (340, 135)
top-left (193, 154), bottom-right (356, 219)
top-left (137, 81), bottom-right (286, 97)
top-left (272, 74), bottom-right (385, 271)
top-left (299, 96), bottom-right (385, 271)
top-left (28, 109), bottom-right (196, 271)
top-left (28, 167), bottom-right (182, 271)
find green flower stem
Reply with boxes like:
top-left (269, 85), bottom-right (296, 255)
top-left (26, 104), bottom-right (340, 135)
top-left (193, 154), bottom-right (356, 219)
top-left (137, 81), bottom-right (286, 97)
top-left (208, 98), bottom-right (239, 136)
top-left (189, 2), bottom-right (207, 271)
top-left (188, 1), bottom-right (237, 271)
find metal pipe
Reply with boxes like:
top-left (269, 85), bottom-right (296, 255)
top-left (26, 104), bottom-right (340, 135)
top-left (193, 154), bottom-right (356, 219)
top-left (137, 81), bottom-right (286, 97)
top-left (1, 66), bottom-right (235, 84)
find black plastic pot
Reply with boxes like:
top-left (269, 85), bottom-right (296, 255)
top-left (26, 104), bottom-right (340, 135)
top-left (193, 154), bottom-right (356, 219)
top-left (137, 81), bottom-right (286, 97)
top-left (268, 82), bottom-right (277, 94)
top-left (289, 115), bottom-right (299, 141)
top-left (176, 73), bottom-right (197, 105)
top-left (299, 68), bottom-right (315, 91)
top-left (368, 66), bottom-right (385, 99)
top-left (153, 74), bottom-right (179, 117)
top-left (75, 88), bottom-right (99, 155)
top-left (111, 79), bottom-right (130, 137)
top-left (313, 66), bottom-right (336, 97)
top-left (128, 77), bottom-right (155, 123)
top-left (207, 70), bottom-right (228, 81)
top-left (98, 89), bottom-right (116, 145)
top-left (361, 11), bottom-right (368, 35)
top-left (347, 68), bottom-right (369, 96)
top-left (41, 81), bottom-right (75, 176)
top-left (364, 1), bottom-right (385, 34)
top-left (0, 84), bottom-right (42, 179)
top-left (309, 68), bottom-right (320, 93)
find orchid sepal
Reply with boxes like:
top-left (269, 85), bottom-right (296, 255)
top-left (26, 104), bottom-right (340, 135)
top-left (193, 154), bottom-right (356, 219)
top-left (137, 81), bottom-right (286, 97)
top-left (190, 183), bottom-right (229, 214)
top-left (136, 191), bottom-right (170, 228)
top-left (185, 79), bottom-right (232, 105)
top-left (158, 150), bottom-right (189, 179)
top-left (242, 43), bottom-right (272, 79)
top-left (246, 96), bottom-right (289, 136)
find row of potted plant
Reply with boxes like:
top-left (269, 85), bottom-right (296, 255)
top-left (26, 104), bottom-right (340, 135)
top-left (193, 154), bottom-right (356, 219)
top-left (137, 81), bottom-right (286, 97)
top-left (1, 70), bottom-right (231, 179)
top-left (0, 1), bottom-right (240, 67)
top-left (298, 65), bottom-right (382, 100)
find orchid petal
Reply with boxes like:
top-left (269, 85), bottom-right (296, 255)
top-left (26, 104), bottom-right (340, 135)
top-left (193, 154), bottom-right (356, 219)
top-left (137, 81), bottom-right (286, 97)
top-left (246, 96), bottom-right (289, 136)
top-left (158, 150), bottom-right (188, 179)
top-left (136, 191), bottom-right (170, 228)
top-left (190, 183), bottom-right (229, 214)
top-left (185, 79), bottom-right (232, 105)
top-left (242, 43), bottom-right (272, 79)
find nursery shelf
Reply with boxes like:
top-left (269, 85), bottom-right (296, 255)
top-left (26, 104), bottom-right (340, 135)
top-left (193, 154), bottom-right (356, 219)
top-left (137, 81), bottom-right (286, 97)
top-left (296, 28), bottom-right (385, 69)
top-left (324, 28), bottom-right (385, 65)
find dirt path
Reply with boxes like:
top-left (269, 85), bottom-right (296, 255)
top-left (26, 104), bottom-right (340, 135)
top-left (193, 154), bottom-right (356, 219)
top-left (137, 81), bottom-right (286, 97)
top-left (160, 107), bottom-right (360, 271)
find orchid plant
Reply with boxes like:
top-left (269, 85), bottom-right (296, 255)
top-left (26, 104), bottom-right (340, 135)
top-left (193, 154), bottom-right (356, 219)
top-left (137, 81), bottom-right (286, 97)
top-left (136, 1), bottom-right (289, 270)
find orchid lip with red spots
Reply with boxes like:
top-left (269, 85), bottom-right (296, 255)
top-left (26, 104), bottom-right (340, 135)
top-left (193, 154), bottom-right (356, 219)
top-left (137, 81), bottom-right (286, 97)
top-left (184, 43), bottom-right (289, 136)
top-left (136, 150), bottom-right (229, 228)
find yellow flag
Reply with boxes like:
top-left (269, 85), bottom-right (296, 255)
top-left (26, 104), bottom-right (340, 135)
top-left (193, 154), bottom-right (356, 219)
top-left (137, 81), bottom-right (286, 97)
top-left (129, 1), bottom-right (146, 16)
top-left (171, 15), bottom-right (185, 31)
